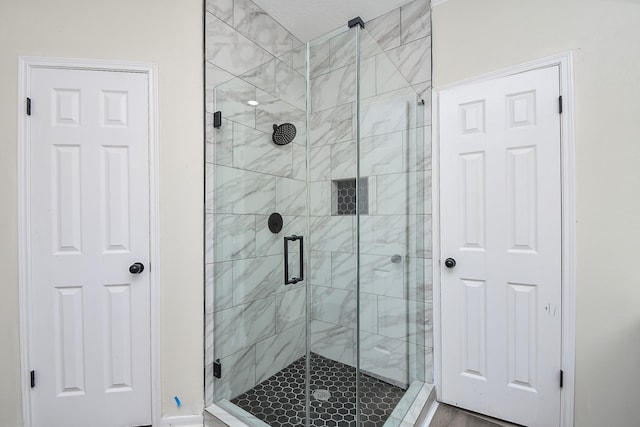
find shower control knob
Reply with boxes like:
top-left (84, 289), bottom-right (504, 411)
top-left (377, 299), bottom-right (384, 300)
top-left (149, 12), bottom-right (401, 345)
top-left (444, 258), bottom-right (456, 269)
top-left (129, 262), bottom-right (145, 274)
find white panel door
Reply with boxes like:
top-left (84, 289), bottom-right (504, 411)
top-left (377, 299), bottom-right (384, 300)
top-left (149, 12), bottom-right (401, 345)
top-left (439, 66), bottom-right (562, 427)
top-left (29, 67), bottom-right (151, 427)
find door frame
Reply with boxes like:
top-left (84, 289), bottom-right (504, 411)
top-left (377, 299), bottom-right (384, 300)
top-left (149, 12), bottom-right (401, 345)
top-left (432, 52), bottom-right (576, 427)
top-left (17, 57), bottom-right (161, 427)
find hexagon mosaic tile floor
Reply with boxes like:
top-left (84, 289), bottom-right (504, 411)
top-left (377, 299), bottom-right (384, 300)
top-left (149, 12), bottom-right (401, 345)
top-left (231, 353), bottom-right (406, 426)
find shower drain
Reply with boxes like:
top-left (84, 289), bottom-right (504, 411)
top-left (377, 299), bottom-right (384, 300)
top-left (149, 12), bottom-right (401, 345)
top-left (312, 389), bottom-right (331, 401)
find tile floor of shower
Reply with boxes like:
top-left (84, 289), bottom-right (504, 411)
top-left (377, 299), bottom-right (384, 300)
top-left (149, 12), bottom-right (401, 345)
top-left (230, 353), bottom-right (405, 426)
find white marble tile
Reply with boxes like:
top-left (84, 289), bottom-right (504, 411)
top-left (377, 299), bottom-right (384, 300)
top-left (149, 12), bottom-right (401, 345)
top-left (213, 261), bottom-right (234, 312)
top-left (365, 8), bottom-right (401, 51)
top-left (205, 213), bottom-right (215, 264)
top-left (206, 12), bottom-right (274, 77)
top-left (213, 346), bottom-right (256, 401)
top-left (206, 313), bottom-right (214, 366)
top-left (310, 319), bottom-right (355, 366)
top-left (216, 78), bottom-right (257, 128)
top-left (360, 131), bottom-right (404, 176)
top-left (255, 322), bottom-right (305, 383)
top-left (360, 55), bottom-right (378, 99)
top-left (309, 181), bottom-right (331, 216)
top-left (386, 36), bottom-right (431, 86)
top-left (360, 87), bottom-right (417, 138)
top-left (400, 0), bottom-right (431, 45)
top-left (407, 215), bottom-right (432, 259)
top-left (312, 286), bottom-right (356, 327)
top-left (360, 26), bottom-right (386, 60)
top-left (206, 113), bottom-right (215, 164)
top-left (402, 126), bottom-right (430, 172)
top-left (378, 295), bottom-right (409, 340)
top-left (309, 145), bottom-right (331, 182)
top-left (205, 364), bottom-right (215, 407)
top-left (309, 216), bottom-right (353, 252)
top-left (276, 177), bottom-right (306, 215)
top-left (331, 252), bottom-right (356, 291)
top-left (206, 263), bottom-right (215, 315)
top-left (360, 331), bottom-right (408, 386)
top-left (214, 214), bottom-right (256, 261)
top-left (276, 287), bottom-right (306, 332)
top-left (330, 140), bottom-right (357, 180)
top-left (310, 64), bottom-right (356, 113)
top-left (360, 253), bottom-right (405, 298)
top-left (232, 122), bottom-right (292, 177)
top-left (213, 119), bottom-right (234, 168)
top-left (207, 61), bottom-right (236, 91)
top-left (310, 104), bottom-right (353, 147)
top-left (309, 38), bottom-right (330, 77)
top-left (292, 143), bottom-right (307, 181)
top-left (214, 296), bottom-right (276, 359)
top-left (215, 166), bottom-right (276, 214)
top-left (275, 59), bottom-right (306, 110)
top-left (234, 0), bottom-right (295, 58)
top-left (329, 30), bottom-right (356, 71)
top-left (360, 214), bottom-right (407, 256)
top-left (291, 44), bottom-right (306, 76)
top-left (206, 0), bottom-right (234, 26)
top-left (376, 172), bottom-right (411, 215)
top-left (232, 255), bottom-right (282, 305)
top-left (376, 53), bottom-right (411, 95)
top-left (239, 59), bottom-right (275, 95)
top-left (360, 292), bottom-right (378, 334)
top-left (206, 162), bottom-right (215, 214)
top-left (310, 251), bottom-right (332, 287)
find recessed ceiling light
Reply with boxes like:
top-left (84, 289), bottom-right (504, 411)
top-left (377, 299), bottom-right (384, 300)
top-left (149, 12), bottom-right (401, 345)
top-left (247, 100), bottom-right (259, 106)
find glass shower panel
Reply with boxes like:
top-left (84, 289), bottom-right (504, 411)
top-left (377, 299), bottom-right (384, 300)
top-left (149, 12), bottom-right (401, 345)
top-left (306, 24), bottom-right (361, 425)
top-left (209, 44), bottom-right (309, 424)
top-left (356, 26), bottom-right (427, 425)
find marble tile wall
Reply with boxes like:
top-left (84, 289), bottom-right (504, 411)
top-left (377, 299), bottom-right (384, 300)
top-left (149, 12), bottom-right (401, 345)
top-left (307, 0), bottom-right (433, 388)
top-left (204, 0), bottom-right (307, 405)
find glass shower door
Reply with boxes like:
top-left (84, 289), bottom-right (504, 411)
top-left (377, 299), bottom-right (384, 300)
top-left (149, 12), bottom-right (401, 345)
top-left (208, 45), bottom-right (310, 423)
top-left (354, 25), bottom-right (428, 425)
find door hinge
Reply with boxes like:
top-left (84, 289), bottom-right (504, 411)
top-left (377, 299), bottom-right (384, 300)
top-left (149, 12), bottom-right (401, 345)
top-left (558, 96), bottom-right (563, 114)
top-left (26, 97), bottom-right (31, 116)
top-left (213, 111), bottom-right (222, 128)
top-left (213, 358), bottom-right (222, 378)
top-left (30, 370), bottom-right (35, 388)
top-left (560, 370), bottom-right (564, 388)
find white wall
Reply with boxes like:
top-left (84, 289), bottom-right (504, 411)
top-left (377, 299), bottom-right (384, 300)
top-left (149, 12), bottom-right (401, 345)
top-left (0, 0), bottom-right (204, 425)
top-left (432, 1), bottom-right (640, 426)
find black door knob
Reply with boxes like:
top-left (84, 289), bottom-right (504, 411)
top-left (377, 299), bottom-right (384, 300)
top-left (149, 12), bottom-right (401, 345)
top-left (444, 258), bottom-right (456, 268)
top-left (129, 262), bottom-right (145, 274)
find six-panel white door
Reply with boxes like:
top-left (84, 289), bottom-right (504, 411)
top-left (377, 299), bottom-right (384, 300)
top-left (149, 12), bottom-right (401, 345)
top-left (439, 66), bottom-right (562, 427)
top-left (28, 67), bottom-right (152, 426)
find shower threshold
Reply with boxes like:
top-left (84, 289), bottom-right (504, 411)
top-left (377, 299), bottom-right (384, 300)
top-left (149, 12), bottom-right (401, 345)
top-left (229, 353), bottom-right (406, 426)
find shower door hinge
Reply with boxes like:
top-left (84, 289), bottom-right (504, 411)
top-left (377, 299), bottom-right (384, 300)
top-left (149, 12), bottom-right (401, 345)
top-left (26, 97), bottom-right (31, 116)
top-left (213, 111), bottom-right (222, 128)
top-left (559, 96), bottom-right (563, 114)
top-left (560, 370), bottom-right (564, 388)
top-left (213, 358), bottom-right (222, 378)
top-left (30, 370), bottom-right (35, 388)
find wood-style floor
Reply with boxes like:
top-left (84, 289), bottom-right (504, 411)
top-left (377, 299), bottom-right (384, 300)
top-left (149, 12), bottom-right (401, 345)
top-left (429, 404), bottom-right (523, 427)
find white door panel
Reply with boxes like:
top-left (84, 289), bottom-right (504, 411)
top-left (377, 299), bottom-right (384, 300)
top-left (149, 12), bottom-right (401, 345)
top-left (440, 66), bottom-right (561, 427)
top-left (29, 67), bottom-right (151, 427)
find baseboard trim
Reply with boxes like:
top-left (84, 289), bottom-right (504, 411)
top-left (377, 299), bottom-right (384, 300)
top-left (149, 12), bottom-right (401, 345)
top-left (161, 414), bottom-right (204, 426)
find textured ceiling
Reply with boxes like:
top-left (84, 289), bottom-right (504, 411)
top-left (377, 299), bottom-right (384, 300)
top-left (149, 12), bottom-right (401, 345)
top-left (251, 0), bottom-right (414, 42)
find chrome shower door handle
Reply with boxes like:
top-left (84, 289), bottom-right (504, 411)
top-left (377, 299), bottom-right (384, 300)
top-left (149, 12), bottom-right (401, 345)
top-left (284, 235), bottom-right (304, 285)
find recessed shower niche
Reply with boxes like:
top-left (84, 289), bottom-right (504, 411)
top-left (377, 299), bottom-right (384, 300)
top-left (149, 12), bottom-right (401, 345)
top-left (204, 0), bottom-right (433, 425)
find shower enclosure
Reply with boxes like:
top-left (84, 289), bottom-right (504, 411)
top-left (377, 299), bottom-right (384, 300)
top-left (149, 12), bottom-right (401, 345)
top-left (205, 1), bottom-right (432, 425)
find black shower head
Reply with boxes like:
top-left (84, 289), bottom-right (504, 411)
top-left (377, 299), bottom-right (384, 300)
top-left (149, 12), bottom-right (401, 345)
top-left (272, 123), bottom-right (297, 145)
